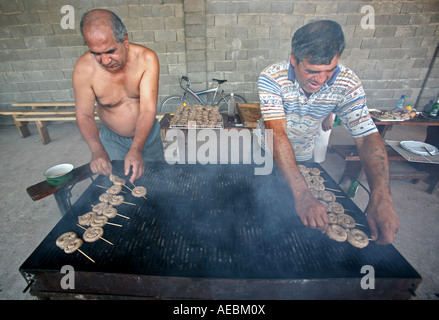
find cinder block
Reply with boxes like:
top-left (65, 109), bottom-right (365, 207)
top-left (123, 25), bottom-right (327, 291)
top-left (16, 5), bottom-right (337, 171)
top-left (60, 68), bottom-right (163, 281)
top-left (271, 2), bottom-right (294, 14)
top-left (206, 1), bottom-right (226, 15)
top-left (401, 2), bottom-right (424, 14)
top-left (141, 17), bottom-right (165, 30)
top-left (214, 61), bottom-right (236, 72)
top-left (225, 2), bottom-right (250, 14)
top-left (373, 26), bottom-right (397, 38)
top-left (214, 15), bottom-right (237, 27)
top-left (184, 0), bottom-right (206, 13)
top-left (186, 25), bottom-right (206, 38)
top-left (225, 27), bottom-right (248, 39)
top-left (50, 89), bottom-right (74, 101)
top-left (185, 12), bottom-right (205, 25)
top-left (258, 38), bottom-right (280, 49)
top-left (152, 5), bottom-right (176, 17)
top-left (368, 48), bottom-right (391, 59)
top-left (155, 30), bottom-right (177, 42)
top-left (23, 71), bottom-right (45, 82)
top-left (9, 26), bottom-right (33, 38)
top-left (31, 91), bottom-right (53, 101)
top-left (388, 14), bottom-right (411, 25)
top-left (1, 38), bottom-right (26, 50)
top-left (293, 3), bottom-right (315, 14)
top-left (186, 50), bottom-right (205, 62)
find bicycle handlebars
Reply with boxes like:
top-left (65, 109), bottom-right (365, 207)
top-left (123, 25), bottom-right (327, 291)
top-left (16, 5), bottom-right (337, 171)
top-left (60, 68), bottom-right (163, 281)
top-left (180, 76), bottom-right (228, 91)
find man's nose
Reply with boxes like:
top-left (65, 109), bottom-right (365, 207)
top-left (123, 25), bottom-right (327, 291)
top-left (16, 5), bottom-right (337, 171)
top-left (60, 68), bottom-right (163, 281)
top-left (101, 54), bottom-right (112, 65)
top-left (315, 72), bottom-right (327, 84)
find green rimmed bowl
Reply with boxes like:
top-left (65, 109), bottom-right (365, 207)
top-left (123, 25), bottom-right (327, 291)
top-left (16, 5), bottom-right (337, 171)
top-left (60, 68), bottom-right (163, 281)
top-left (44, 164), bottom-right (74, 186)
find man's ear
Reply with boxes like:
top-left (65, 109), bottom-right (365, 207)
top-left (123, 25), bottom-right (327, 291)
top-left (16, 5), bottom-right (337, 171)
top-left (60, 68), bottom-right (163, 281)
top-left (124, 34), bottom-right (129, 48)
top-left (290, 53), bottom-right (298, 68)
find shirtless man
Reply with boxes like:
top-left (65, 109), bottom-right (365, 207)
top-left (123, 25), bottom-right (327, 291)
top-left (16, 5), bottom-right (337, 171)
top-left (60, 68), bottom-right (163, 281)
top-left (73, 9), bottom-right (164, 183)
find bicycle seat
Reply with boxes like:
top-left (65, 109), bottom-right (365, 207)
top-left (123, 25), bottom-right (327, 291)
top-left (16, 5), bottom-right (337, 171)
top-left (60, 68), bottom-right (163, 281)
top-left (212, 79), bottom-right (227, 84)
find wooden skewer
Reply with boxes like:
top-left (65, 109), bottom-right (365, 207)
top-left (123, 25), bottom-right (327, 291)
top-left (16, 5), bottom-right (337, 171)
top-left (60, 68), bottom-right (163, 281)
top-left (77, 249), bottom-right (95, 263)
top-left (106, 221), bottom-right (122, 227)
top-left (96, 184), bottom-right (126, 193)
top-left (356, 223), bottom-right (366, 227)
top-left (76, 224), bottom-right (114, 245)
top-left (335, 195), bottom-right (345, 198)
top-left (116, 213), bottom-right (130, 220)
top-left (96, 236), bottom-right (113, 245)
top-left (325, 187), bottom-right (342, 192)
top-left (123, 201), bottom-right (136, 206)
top-left (123, 184), bottom-right (133, 192)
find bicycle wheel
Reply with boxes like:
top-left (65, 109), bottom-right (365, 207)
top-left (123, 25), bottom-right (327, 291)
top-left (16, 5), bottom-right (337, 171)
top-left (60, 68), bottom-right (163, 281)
top-left (160, 95), bottom-right (186, 113)
top-left (218, 94), bottom-right (247, 112)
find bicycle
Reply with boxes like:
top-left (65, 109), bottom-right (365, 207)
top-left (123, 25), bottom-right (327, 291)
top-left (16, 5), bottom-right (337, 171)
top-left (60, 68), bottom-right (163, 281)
top-left (160, 76), bottom-right (247, 113)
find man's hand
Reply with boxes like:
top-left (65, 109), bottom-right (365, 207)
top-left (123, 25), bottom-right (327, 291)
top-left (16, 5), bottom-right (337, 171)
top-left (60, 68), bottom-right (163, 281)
top-left (124, 147), bottom-right (145, 184)
top-left (90, 149), bottom-right (112, 176)
top-left (263, 119), bottom-right (329, 232)
top-left (355, 132), bottom-right (399, 245)
top-left (322, 113), bottom-right (334, 131)
top-left (365, 192), bottom-right (399, 245)
top-left (294, 191), bottom-right (328, 232)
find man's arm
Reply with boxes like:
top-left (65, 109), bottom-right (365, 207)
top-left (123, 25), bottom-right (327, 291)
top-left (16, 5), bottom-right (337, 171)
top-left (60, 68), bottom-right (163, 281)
top-left (355, 132), bottom-right (399, 244)
top-left (265, 119), bottom-right (328, 232)
top-left (73, 57), bottom-right (112, 176)
top-left (124, 49), bottom-right (160, 183)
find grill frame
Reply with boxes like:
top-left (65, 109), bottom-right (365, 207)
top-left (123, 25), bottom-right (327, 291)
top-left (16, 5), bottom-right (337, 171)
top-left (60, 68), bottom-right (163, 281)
top-left (20, 161), bottom-right (421, 299)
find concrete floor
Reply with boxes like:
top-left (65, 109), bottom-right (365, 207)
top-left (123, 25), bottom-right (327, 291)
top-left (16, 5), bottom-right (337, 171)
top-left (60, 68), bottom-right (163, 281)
top-left (0, 120), bottom-right (438, 300)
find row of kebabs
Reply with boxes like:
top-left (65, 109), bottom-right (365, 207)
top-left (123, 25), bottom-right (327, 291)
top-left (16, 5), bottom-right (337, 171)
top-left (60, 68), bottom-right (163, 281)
top-left (298, 165), bottom-right (370, 249)
top-left (55, 174), bottom-right (147, 262)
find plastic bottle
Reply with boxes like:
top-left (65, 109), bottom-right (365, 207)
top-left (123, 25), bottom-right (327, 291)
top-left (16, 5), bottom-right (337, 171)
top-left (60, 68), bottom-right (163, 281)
top-left (347, 172), bottom-right (361, 198)
top-left (228, 93), bottom-right (236, 123)
top-left (428, 98), bottom-right (439, 119)
top-left (347, 180), bottom-right (359, 198)
top-left (395, 95), bottom-right (405, 109)
top-left (423, 99), bottom-right (434, 115)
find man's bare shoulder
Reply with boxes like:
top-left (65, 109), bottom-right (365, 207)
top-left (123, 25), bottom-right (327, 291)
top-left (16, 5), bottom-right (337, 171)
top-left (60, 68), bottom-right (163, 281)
top-left (130, 43), bottom-right (159, 66)
top-left (73, 51), bottom-right (96, 80)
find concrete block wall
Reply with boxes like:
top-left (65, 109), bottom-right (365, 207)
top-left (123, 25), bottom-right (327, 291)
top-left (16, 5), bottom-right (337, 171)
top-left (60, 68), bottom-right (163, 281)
top-left (0, 0), bottom-right (438, 118)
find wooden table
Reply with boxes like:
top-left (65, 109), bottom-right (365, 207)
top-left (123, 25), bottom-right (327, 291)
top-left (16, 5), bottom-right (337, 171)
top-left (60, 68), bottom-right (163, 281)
top-left (374, 116), bottom-right (439, 137)
top-left (338, 116), bottom-right (439, 194)
top-left (26, 163), bottom-right (95, 215)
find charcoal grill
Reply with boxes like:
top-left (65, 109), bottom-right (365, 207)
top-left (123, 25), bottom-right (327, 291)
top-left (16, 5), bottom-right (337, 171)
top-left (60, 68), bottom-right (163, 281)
top-left (20, 161), bottom-right (421, 299)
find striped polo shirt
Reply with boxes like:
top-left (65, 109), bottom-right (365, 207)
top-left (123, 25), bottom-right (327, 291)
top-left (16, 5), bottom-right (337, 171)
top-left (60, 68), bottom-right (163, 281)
top-left (256, 60), bottom-right (377, 161)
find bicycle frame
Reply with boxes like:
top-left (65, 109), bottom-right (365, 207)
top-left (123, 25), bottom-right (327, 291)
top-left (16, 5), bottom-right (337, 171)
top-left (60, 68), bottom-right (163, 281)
top-left (180, 77), bottom-right (226, 106)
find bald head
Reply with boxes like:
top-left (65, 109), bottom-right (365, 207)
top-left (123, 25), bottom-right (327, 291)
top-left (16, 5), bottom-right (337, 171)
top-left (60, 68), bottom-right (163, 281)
top-left (80, 9), bottom-right (127, 43)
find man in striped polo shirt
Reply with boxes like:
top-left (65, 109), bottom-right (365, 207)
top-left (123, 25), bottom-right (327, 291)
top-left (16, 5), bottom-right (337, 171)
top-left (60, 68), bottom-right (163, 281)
top-left (257, 20), bottom-right (399, 245)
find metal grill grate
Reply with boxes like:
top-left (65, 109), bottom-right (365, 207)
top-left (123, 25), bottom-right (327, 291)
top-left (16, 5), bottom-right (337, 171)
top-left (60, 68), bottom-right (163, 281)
top-left (21, 162), bottom-right (420, 284)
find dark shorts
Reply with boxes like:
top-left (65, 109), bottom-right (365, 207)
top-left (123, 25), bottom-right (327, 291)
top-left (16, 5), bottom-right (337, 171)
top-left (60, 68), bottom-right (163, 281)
top-left (99, 118), bottom-right (164, 163)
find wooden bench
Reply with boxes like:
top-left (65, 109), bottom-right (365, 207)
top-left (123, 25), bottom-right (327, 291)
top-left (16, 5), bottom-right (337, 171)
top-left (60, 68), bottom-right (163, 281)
top-left (331, 144), bottom-right (430, 186)
top-left (0, 102), bottom-right (100, 145)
